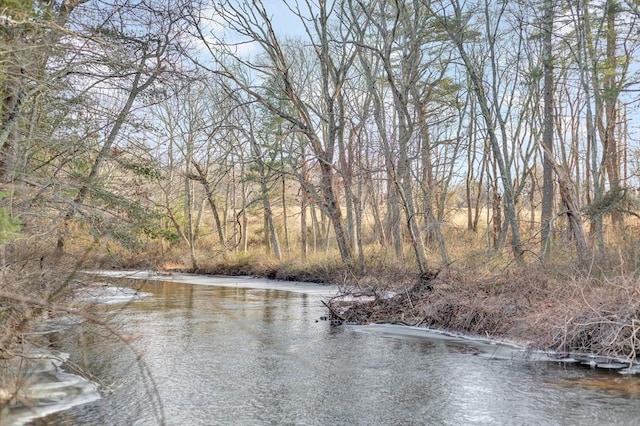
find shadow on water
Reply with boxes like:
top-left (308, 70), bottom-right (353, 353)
top-left (27, 275), bottom-right (640, 426)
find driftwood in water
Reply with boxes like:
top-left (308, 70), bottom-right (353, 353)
top-left (321, 300), bottom-right (345, 325)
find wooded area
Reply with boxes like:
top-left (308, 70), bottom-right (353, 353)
top-left (1, 0), bottom-right (640, 275)
top-left (5, 2), bottom-right (640, 410)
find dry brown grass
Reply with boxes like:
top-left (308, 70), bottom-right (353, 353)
top-left (535, 272), bottom-right (640, 361)
top-left (330, 257), bottom-right (640, 362)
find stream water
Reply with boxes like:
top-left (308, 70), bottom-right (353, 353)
top-left (24, 273), bottom-right (640, 425)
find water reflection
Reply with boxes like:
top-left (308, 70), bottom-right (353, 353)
top-left (38, 277), bottom-right (640, 426)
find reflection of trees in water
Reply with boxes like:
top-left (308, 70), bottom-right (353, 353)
top-left (36, 277), bottom-right (640, 426)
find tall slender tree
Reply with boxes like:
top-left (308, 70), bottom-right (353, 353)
top-left (541, 0), bottom-right (555, 257)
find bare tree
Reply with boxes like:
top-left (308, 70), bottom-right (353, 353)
top-left (188, 0), bottom-right (356, 265)
top-left (426, 0), bottom-right (525, 262)
top-left (541, 0), bottom-right (555, 257)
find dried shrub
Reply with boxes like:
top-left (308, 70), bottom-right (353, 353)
top-left (543, 274), bottom-right (640, 361)
top-left (330, 258), bottom-right (640, 363)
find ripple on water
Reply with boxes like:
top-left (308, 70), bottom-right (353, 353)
top-left (35, 275), bottom-right (640, 425)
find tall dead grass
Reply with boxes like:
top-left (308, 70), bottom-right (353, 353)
top-left (329, 254), bottom-right (640, 363)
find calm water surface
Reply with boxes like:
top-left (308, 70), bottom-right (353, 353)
top-left (38, 276), bottom-right (640, 425)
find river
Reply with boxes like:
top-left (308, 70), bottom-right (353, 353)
top-left (26, 272), bottom-right (640, 425)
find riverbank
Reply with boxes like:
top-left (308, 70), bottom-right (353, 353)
top-left (3, 265), bottom-right (638, 424)
top-left (0, 280), bottom-right (152, 425)
top-left (328, 267), bottom-right (640, 372)
top-left (33, 273), bottom-right (640, 425)
top-left (166, 259), bottom-right (640, 371)
top-left (0, 348), bottom-right (100, 425)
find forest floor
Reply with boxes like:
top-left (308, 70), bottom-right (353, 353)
top-left (170, 258), bottom-right (640, 365)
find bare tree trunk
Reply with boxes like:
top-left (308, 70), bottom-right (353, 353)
top-left (541, 0), bottom-right (555, 257)
top-left (465, 88), bottom-right (479, 232)
top-left (354, 173), bottom-right (366, 274)
top-left (239, 161), bottom-right (248, 253)
top-left (604, 0), bottom-right (623, 227)
top-left (539, 142), bottom-right (590, 265)
top-left (576, 0), bottom-right (605, 256)
top-left (311, 202), bottom-right (320, 253)
top-left (300, 186), bottom-right (308, 260)
top-left (184, 147), bottom-right (198, 270)
top-left (250, 137), bottom-right (281, 260)
top-left (492, 181), bottom-right (502, 250)
top-left (369, 181), bottom-right (386, 246)
top-left (529, 171), bottom-right (536, 232)
top-left (387, 183), bottom-right (404, 261)
top-left (190, 161), bottom-right (225, 245)
top-left (281, 174), bottom-right (290, 256)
